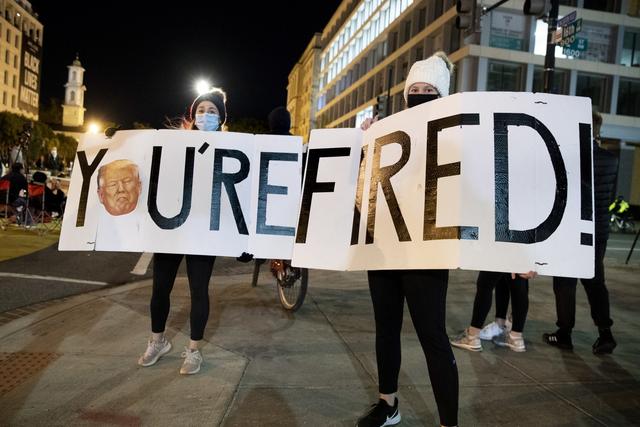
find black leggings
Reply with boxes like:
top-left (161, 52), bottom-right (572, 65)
top-left (494, 278), bottom-right (510, 320)
top-left (368, 269), bottom-right (458, 427)
top-left (470, 271), bottom-right (529, 333)
top-left (150, 253), bottom-right (216, 341)
top-left (553, 239), bottom-right (613, 334)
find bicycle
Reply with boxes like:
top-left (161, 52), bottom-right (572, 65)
top-left (610, 213), bottom-right (635, 233)
top-left (250, 258), bottom-right (308, 312)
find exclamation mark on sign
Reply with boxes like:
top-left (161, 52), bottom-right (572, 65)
top-left (579, 123), bottom-right (593, 246)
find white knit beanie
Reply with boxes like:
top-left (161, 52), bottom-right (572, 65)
top-left (403, 53), bottom-right (451, 102)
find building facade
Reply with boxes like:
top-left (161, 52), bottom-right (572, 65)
top-left (0, 0), bottom-right (42, 120)
top-left (288, 33), bottom-right (322, 142)
top-left (288, 0), bottom-right (640, 203)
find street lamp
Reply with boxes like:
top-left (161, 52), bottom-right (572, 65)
top-left (88, 122), bottom-right (100, 134)
top-left (195, 79), bottom-right (211, 96)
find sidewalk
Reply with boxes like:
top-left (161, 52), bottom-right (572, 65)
top-left (0, 259), bottom-right (638, 426)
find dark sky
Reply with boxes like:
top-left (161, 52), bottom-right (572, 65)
top-left (30, 1), bottom-right (342, 128)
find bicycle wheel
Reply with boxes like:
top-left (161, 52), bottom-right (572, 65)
top-left (277, 267), bottom-right (308, 312)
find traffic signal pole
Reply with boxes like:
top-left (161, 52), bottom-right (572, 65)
top-left (543, 0), bottom-right (560, 93)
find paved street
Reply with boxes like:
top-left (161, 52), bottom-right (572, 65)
top-left (0, 248), bottom-right (638, 426)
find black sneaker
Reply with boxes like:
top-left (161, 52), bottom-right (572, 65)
top-left (356, 398), bottom-right (401, 427)
top-left (593, 329), bottom-right (617, 355)
top-left (542, 331), bottom-right (573, 350)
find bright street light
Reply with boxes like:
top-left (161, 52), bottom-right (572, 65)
top-left (88, 122), bottom-right (100, 134)
top-left (195, 79), bottom-right (211, 95)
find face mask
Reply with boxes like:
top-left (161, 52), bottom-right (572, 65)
top-left (195, 112), bottom-right (220, 131)
top-left (407, 94), bottom-right (439, 108)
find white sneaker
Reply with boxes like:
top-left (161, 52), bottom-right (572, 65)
top-left (138, 338), bottom-right (172, 366)
top-left (180, 348), bottom-right (203, 375)
top-left (451, 328), bottom-right (482, 352)
top-left (479, 321), bottom-right (506, 340)
top-left (493, 331), bottom-right (526, 352)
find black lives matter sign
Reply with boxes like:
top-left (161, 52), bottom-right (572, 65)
top-left (19, 35), bottom-right (41, 115)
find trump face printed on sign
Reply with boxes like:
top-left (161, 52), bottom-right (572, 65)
top-left (97, 159), bottom-right (142, 216)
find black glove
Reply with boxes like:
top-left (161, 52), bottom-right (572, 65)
top-left (236, 252), bottom-right (254, 263)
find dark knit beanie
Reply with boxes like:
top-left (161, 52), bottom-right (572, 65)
top-left (268, 106), bottom-right (291, 135)
top-left (189, 88), bottom-right (227, 126)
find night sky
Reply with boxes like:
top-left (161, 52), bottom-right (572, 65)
top-left (30, 1), bottom-right (342, 128)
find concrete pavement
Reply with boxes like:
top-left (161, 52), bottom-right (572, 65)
top-left (0, 257), bottom-right (638, 426)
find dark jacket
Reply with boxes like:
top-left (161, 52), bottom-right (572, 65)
top-left (1, 171), bottom-right (28, 203)
top-left (593, 143), bottom-right (618, 241)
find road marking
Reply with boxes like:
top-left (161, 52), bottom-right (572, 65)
top-left (131, 252), bottom-right (153, 275)
top-left (0, 272), bottom-right (107, 286)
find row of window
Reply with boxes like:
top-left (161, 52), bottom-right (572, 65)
top-left (318, 3), bottom-right (457, 112)
top-left (487, 60), bottom-right (639, 116)
top-left (321, 0), bottom-right (414, 87)
top-left (490, 10), bottom-right (640, 67)
top-left (0, 8), bottom-right (42, 43)
top-left (319, 57), bottom-right (640, 130)
top-left (2, 49), bottom-right (18, 68)
top-left (2, 69), bottom-right (17, 88)
top-left (2, 90), bottom-right (16, 108)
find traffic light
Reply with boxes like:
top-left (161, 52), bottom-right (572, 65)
top-left (376, 95), bottom-right (388, 119)
top-left (455, 0), bottom-right (476, 30)
top-left (524, 0), bottom-right (550, 17)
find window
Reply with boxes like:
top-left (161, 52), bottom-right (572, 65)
top-left (14, 54), bottom-right (17, 68)
top-left (617, 79), bottom-right (640, 117)
top-left (583, 0), bottom-right (618, 12)
top-left (621, 30), bottom-right (640, 67)
top-left (70, 91), bottom-right (75, 102)
top-left (576, 73), bottom-right (610, 113)
top-left (5, 29), bottom-right (9, 42)
top-left (579, 22), bottom-right (616, 63)
top-left (490, 11), bottom-right (528, 51)
top-left (4, 50), bottom-right (9, 64)
top-left (532, 67), bottom-right (569, 94)
top-left (418, 7), bottom-right (426, 30)
top-left (2, 91), bottom-right (6, 105)
top-left (486, 61), bottom-right (524, 91)
top-left (3, 70), bottom-right (6, 84)
top-left (11, 94), bottom-right (14, 108)
top-left (12, 74), bottom-right (15, 88)
top-left (14, 34), bottom-right (18, 47)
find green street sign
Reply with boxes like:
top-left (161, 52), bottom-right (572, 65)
top-left (562, 38), bottom-right (588, 57)
top-left (568, 37), bottom-right (588, 51)
top-left (561, 18), bottom-right (582, 41)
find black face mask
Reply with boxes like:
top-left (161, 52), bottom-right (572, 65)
top-left (407, 93), bottom-right (439, 108)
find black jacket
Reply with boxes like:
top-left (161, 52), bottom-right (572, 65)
top-left (593, 143), bottom-right (618, 240)
top-left (1, 171), bottom-right (28, 203)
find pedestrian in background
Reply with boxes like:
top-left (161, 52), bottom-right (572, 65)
top-left (544, 111), bottom-right (618, 354)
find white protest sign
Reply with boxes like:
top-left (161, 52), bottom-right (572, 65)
top-left (60, 130), bottom-right (303, 258)
top-left (291, 92), bottom-right (595, 278)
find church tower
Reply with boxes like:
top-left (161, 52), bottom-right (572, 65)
top-left (62, 55), bottom-right (86, 128)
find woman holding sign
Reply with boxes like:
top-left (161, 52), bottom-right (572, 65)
top-left (357, 52), bottom-right (458, 427)
top-left (137, 88), bottom-right (227, 375)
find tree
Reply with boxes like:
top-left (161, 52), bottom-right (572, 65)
top-left (39, 97), bottom-right (62, 125)
top-left (226, 118), bottom-right (269, 134)
top-left (132, 121), bottom-right (153, 129)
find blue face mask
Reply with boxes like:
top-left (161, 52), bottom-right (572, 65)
top-left (195, 112), bottom-right (220, 131)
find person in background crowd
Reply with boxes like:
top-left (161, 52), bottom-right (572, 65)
top-left (544, 111), bottom-right (618, 354)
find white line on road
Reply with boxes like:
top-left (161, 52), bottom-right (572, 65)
top-left (131, 252), bottom-right (153, 275)
top-left (0, 272), bottom-right (108, 286)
